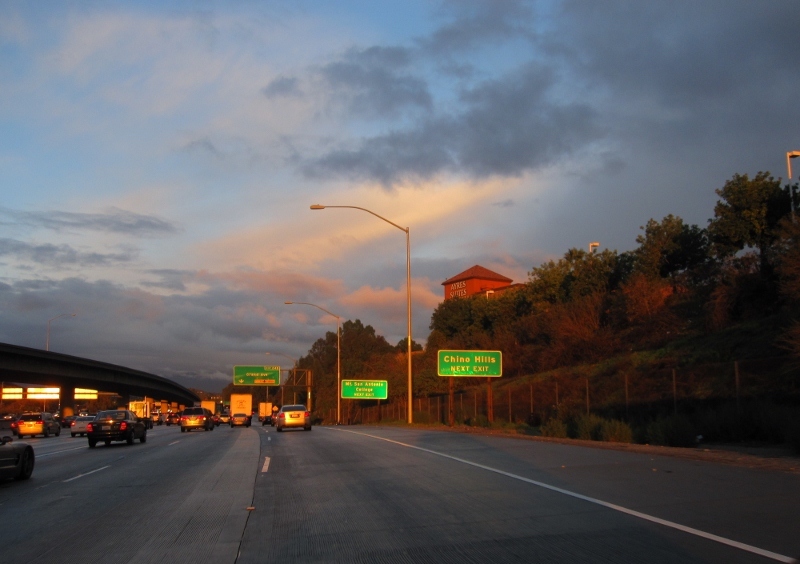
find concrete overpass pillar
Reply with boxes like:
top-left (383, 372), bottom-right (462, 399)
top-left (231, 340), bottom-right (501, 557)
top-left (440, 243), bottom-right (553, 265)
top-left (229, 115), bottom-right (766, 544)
top-left (60, 384), bottom-right (76, 417)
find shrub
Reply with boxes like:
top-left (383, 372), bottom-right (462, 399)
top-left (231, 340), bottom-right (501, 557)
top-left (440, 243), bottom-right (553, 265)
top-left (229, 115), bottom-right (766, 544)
top-left (600, 419), bottom-right (633, 443)
top-left (571, 414), bottom-right (605, 440)
top-left (646, 414), bottom-right (696, 447)
top-left (540, 418), bottom-right (568, 438)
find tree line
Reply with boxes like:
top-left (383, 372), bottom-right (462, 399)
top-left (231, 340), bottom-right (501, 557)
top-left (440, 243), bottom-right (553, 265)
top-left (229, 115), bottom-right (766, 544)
top-left (291, 172), bottom-right (800, 420)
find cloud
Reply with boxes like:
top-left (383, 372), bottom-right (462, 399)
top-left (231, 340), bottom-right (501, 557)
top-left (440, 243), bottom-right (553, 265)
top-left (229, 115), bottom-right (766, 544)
top-left (262, 76), bottom-right (302, 98)
top-left (0, 207), bottom-right (178, 236)
top-left (303, 61), bottom-right (602, 186)
top-left (318, 45), bottom-right (432, 118)
top-left (0, 238), bottom-right (138, 268)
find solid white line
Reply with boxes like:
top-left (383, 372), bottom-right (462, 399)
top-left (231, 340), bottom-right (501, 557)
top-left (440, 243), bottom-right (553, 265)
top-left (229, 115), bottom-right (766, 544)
top-left (63, 465), bottom-right (110, 483)
top-left (261, 457), bottom-right (271, 473)
top-left (35, 446), bottom-right (87, 458)
top-left (334, 428), bottom-right (798, 564)
top-left (168, 441), bottom-right (180, 445)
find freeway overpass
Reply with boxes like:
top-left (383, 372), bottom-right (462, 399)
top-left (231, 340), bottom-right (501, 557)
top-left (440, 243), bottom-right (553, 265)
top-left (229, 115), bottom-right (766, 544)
top-left (0, 342), bottom-right (200, 414)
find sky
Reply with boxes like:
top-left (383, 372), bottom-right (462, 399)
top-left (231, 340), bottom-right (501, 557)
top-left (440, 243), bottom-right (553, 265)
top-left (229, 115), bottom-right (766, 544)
top-left (1, 0), bottom-right (799, 392)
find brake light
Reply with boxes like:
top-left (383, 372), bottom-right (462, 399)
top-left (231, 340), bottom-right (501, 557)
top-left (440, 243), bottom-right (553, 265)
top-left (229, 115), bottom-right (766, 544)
top-left (120, 421), bottom-right (128, 431)
top-left (278, 413), bottom-right (285, 419)
top-left (71, 421), bottom-right (76, 427)
top-left (86, 423), bottom-right (93, 432)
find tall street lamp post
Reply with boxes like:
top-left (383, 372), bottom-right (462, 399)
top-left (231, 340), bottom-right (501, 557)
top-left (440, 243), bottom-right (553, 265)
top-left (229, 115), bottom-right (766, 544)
top-left (284, 301), bottom-right (340, 424)
top-left (46, 313), bottom-right (76, 351)
top-left (787, 151), bottom-right (800, 221)
top-left (310, 204), bottom-right (413, 424)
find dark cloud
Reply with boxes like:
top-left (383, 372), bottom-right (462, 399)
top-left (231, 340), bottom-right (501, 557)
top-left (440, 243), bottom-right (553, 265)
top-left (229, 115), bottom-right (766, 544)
top-left (318, 45), bottom-right (432, 118)
top-left (0, 207), bottom-right (178, 236)
top-left (142, 269), bottom-right (191, 291)
top-left (420, 0), bottom-right (536, 54)
top-left (0, 238), bottom-right (138, 267)
top-left (493, 199), bottom-right (515, 208)
top-left (303, 62), bottom-right (602, 185)
top-left (262, 76), bottom-right (302, 98)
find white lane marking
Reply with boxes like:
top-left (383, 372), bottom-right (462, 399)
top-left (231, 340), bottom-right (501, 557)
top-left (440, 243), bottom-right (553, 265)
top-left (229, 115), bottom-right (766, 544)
top-left (333, 429), bottom-right (798, 564)
top-left (63, 465), bottom-right (110, 483)
top-left (35, 446), bottom-right (87, 458)
top-left (168, 441), bottom-right (180, 445)
top-left (261, 457), bottom-right (271, 473)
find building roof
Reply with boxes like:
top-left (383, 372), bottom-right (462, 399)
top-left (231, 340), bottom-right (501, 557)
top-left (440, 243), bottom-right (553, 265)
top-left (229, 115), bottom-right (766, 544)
top-left (441, 265), bottom-right (513, 286)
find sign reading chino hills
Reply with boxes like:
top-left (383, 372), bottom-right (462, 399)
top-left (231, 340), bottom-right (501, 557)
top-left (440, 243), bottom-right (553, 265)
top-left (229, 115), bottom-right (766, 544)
top-left (438, 350), bottom-right (502, 377)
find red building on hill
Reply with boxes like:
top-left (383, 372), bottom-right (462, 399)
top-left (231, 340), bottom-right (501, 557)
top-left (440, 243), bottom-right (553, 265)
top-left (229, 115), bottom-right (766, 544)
top-left (441, 265), bottom-right (522, 300)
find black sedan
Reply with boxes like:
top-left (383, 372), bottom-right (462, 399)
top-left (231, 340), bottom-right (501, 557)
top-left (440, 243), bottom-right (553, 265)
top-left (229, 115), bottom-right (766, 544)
top-left (86, 410), bottom-right (147, 448)
top-left (0, 436), bottom-right (34, 481)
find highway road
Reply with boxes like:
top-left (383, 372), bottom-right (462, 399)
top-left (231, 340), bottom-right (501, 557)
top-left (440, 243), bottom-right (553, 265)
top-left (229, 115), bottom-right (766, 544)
top-left (1, 424), bottom-right (798, 563)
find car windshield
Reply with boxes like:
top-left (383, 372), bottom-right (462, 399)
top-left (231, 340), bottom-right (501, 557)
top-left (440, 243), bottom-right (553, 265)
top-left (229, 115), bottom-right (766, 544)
top-left (19, 414), bottom-right (42, 421)
top-left (282, 406), bottom-right (306, 412)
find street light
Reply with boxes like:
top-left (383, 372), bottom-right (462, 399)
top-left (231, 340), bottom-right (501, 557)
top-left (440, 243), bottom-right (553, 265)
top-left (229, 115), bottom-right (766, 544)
top-left (787, 151), bottom-right (800, 221)
top-left (285, 301), bottom-right (340, 424)
top-left (46, 313), bottom-right (76, 351)
top-left (310, 204), bottom-right (414, 424)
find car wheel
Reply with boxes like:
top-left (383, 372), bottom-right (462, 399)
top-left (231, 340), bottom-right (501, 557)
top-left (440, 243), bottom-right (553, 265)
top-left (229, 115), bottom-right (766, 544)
top-left (277, 427), bottom-right (282, 432)
top-left (140, 432), bottom-right (147, 443)
top-left (15, 446), bottom-right (34, 480)
top-left (181, 427), bottom-right (185, 433)
top-left (44, 428), bottom-right (50, 438)
top-left (56, 427), bottom-right (61, 437)
top-left (304, 426), bottom-right (312, 431)
top-left (88, 438), bottom-right (97, 448)
top-left (104, 440), bottom-right (111, 446)
top-left (71, 433), bottom-right (76, 438)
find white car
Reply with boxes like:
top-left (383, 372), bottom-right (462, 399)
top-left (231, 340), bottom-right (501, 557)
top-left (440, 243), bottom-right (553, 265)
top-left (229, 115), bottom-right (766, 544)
top-left (70, 415), bottom-right (95, 437)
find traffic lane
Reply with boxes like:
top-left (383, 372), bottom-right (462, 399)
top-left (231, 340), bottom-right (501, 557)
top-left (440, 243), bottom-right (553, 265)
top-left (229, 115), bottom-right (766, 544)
top-left (0, 425), bottom-right (258, 563)
top-left (240, 427), bottom-right (771, 563)
top-left (341, 427), bottom-right (800, 560)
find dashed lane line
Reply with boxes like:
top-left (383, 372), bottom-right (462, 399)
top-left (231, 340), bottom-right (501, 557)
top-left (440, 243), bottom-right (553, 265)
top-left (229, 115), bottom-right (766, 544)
top-left (63, 465), bottom-right (110, 483)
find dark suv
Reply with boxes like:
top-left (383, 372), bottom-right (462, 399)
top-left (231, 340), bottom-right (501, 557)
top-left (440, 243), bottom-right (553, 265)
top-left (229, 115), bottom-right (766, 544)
top-left (180, 407), bottom-right (214, 432)
top-left (15, 412), bottom-right (61, 438)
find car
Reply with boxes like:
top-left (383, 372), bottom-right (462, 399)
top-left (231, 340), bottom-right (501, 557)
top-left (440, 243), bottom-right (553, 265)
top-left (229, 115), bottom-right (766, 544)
top-left (165, 412), bottom-right (181, 426)
top-left (0, 436), bottom-right (34, 481)
top-left (59, 415), bottom-right (77, 429)
top-left (151, 413), bottom-right (165, 426)
top-left (261, 415), bottom-right (273, 426)
top-left (275, 405), bottom-right (311, 432)
top-left (86, 410), bottom-right (146, 447)
top-left (180, 407), bottom-right (214, 432)
top-left (15, 412), bottom-right (61, 438)
top-left (230, 413), bottom-right (251, 427)
top-left (218, 412), bottom-right (231, 425)
top-left (211, 413), bottom-right (221, 426)
top-left (70, 415), bottom-right (95, 437)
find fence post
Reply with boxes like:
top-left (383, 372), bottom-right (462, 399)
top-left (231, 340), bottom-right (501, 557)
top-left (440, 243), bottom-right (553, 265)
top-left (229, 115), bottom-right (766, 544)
top-left (585, 378), bottom-right (590, 415)
top-left (530, 384), bottom-right (534, 415)
top-left (735, 360), bottom-right (740, 416)
top-left (624, 372), bottom-right (629, 419)
top-left (487, 378), bottom-right (494, 423)
top-left (508, 387), bottom-right (512, 422)
top-left (672, 369), bottom-right (677, 414)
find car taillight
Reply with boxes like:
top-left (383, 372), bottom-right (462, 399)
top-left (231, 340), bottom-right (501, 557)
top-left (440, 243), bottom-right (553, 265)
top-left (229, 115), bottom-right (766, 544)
top-left (86, 423), bottom-right (93, 432)
top-left (71, 421), bottom-right (76, 427)
top-left (278, 413), bottom-right (285, 419)
top-left (36, 419), bottom-right (43, 424)
top-left (120, 422), bottom-right (128, 431)
top-left (180, 416), bottom-right (187, 421)
top-left (305, 411), bottom-right (310, 417)
top-left (199, 416), bottom-right (205, 421)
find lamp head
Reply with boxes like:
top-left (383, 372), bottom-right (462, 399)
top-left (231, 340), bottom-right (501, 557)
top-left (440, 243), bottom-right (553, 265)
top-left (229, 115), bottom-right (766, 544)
top-left (284, 301), bottom-right (293, 304)
top-left (310, 204), bottom-right (325, 210)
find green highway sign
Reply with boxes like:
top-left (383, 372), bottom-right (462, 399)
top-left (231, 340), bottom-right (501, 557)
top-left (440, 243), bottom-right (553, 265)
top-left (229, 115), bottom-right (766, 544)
top-left (341, 380), bottom-right (388, 400)
top-left (437, 350), bottom-right (503, 377)
top-left (233, 365), bottom-right (281, 386)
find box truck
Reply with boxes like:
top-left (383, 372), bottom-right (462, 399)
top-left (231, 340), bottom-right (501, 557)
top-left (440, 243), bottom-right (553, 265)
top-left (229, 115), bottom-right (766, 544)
top-left (229, 394), bottom-right (252, 419)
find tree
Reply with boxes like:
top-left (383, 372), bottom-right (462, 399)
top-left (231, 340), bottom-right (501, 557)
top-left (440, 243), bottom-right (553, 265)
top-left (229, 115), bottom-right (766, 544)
top-left (634, 215), bottom-right (709, 279)
top-left (707, 172), bottom-right (791, 277)
top-left (527, 248), bottom-right (619, 304)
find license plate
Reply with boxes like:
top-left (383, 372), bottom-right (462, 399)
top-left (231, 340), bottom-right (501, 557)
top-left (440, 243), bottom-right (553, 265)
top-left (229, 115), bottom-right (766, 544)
top-left (102, 425), bottom-right (111, 430)
top-left (290, 414), bottom-right (299, 418)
